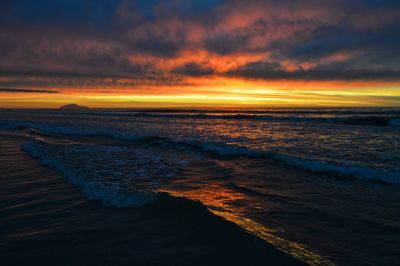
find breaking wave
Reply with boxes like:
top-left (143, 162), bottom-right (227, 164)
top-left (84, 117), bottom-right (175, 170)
top-left (2, 119), bottom-right (397, 185)
top-left (22, 139), bottom-right (186, 208)
top-left (177, 140), bottom-right (400, 185)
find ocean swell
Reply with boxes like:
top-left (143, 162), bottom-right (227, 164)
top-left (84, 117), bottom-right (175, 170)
top-left (22, 139), bottom-right (184, 207)
top-left (177, 140), bottom-right (400, 185)
top-left (2, 120), bottom-right (398, 185)
top-left (128, 112), bottom-right (400, 127)
top-left (3, 110), bottom-right (400, 128)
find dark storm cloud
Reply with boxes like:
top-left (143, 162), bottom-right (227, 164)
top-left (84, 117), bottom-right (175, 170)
top-left (0, 0), bottom-right (400, 88)
top-left (227, 61), bottom-right (400, 81)
top-left (129, 31), bottom-right (187, 58)
top-left (172, 63), bottom-right (214, 76)
top-left (0, 87), bottom-right (58, 93)
top-left (204, 32), bottom-right (251, 55)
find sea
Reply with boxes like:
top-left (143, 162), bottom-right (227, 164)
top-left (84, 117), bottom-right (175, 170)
top-left (1, 107), bottom-right (399, 265)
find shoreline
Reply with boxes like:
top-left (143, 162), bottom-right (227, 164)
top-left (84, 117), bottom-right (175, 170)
top-left (0, 135), bottom-right (302, 265)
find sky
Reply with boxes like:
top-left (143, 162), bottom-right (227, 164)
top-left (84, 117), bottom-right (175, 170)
top-left (0, 0), bottom-right (400, 108)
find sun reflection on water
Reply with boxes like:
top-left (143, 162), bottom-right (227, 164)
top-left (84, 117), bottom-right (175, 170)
top-left (160, 184), bottom-right (334, 266)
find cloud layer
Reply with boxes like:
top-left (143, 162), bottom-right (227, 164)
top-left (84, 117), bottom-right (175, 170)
top-left (0, 87), bottom-right (58, 93)
top-left (0, 0), bottom-right (399, 92)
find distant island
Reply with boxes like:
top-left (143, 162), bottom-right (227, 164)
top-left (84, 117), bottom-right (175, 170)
top-left (59, 104), bottom-right (89, 110)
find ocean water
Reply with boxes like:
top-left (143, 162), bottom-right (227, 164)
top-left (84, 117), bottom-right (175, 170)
top-left (1, 107), bottom-right (400, 265)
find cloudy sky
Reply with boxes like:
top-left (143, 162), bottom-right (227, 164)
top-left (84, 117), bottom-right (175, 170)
top-left (1, 0), bottom-right (399, 107)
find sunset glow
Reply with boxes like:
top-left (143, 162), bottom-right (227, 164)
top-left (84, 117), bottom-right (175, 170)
top-left (1, 0), bottom-right (399, 108)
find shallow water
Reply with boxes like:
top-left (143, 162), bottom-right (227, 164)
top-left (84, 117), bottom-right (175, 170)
top-left (1, 137), bottom-right (300, 266)
top-left (1, 108), bottom-right (400, 265)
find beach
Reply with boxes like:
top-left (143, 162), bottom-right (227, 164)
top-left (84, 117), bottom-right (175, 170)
top-left (0, 135), bottom-right (301, 266)
top-left (1, 108), bottom-right (400, 265)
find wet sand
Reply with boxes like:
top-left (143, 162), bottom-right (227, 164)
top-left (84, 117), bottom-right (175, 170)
top-left (0, 135), bottom-right (302, 266)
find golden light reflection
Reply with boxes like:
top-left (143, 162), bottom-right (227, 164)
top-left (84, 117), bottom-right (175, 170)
top-left (160, 184), bottom-right (334, 266)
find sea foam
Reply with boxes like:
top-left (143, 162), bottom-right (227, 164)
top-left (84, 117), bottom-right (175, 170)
top-left (177, 139), bottom-right (400, 184)
top-left (22, 139), bottom-right (184, 207)
top-left (3, 119), bottom-right (400, 185)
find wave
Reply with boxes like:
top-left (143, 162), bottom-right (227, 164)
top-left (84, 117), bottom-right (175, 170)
top-left (21, 139), bottom-right (185, 208)
top-left (13, 130), bottom-right (400, 185)
top-left (339, 116), bottom-right (398, 126)
top-left (2, 120), bottom-right (399, 185)
top-left (389, 118), bottom-right (400, 126)
top-left (0, 123), bottom-right (25, 130)
top-left (120, 112), bottom-right (400, 127)
top-left (3, 109), bottom-right (400, 127)
top-left (0, 120), bottom-right (150, 141)
top-left (0, 109), bottom-right (144, 118)
top-left (131, 108), bottom-right (400, 115)
top-left (177, 140), bottom-right (400, 185)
